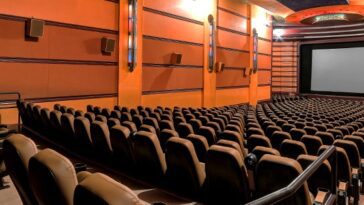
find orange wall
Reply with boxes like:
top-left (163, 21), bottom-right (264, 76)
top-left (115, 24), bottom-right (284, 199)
top-left (0, 0), bottom-right (119, 124)
top-left (0, 0), bottom-right (274, 125)
top-left (0, 1), bottom-right (119, 101)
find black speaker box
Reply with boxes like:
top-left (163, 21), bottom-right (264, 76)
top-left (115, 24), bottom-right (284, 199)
top-left (101, 37), bottom-right (116, 53)
top-left (26, 19), bottom-right (45, 38)
top-left (170, 53), bottom-right (182, 65)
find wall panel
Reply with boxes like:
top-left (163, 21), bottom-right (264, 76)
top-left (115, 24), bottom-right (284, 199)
top-left (271, 41), bottom-right (298, 93)
top-left (142, 10), bottom-right (204, 44)
top-left (142, 91), bottom-right (202, 108)
top-left (141, 0), bottom-right (205, 106)
top-left (0, 62), bottom-right (118, 99)
top-left (216, 87), bottom-right (249, 106)
top-left (216, 69), bottom-right (249, 88)
top-left (0, 0), bottom-right (118, 30)
top-left (142, 67), bottom-right (203, 92)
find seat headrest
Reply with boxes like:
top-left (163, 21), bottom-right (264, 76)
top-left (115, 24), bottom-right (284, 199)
top-left (29, 149), bottom-right (78, 205)
top-left (4, 134), bottom-right (38, 170)
top-left (74, 173), bottom-right (144, 205)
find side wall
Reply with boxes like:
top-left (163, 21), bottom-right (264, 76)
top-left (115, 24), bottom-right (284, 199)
top-left (0, 0), bottom-right (119, 124)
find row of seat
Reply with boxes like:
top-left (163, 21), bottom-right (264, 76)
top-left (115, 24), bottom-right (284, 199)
top-left (246, 97), bottom-right (364, 205)
top-left (18, 100), bottom-right (343, 204)
top-left (2, 134), bottom-right (144, 205)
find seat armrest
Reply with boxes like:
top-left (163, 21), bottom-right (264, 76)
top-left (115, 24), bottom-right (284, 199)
top-left (76, 171), bottom-right (92, 183)
top-left (338, 181), bottom-right (349, 205)
top-left (352, 168), bottom-right (359, 180)
top-left (314, 190), bottom-right (329, 205)
top-left (351, 169), bottom-right (360, 205)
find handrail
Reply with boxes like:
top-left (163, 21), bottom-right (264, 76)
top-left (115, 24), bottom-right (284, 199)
top-left (0, 91), bottom-right (22, 131)
top-left (246, 145), bottom-right (337, 205)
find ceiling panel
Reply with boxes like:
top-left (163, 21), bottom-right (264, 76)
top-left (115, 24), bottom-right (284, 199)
top-left (277, 0), bottom-right (349, 11)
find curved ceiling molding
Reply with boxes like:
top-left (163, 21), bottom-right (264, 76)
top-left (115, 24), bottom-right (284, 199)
top-left (286, 5), bottom-right (364, 24)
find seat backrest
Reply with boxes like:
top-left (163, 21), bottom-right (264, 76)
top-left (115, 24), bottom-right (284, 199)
top-left (219, 130), bottom-right (245, 156)
top-left (327, 129), bottom-right (343, 139)
top-left (165, 137), bottom-right (205, 196)
top-left (84, 112), bottom-right (96, 123)
top-left (107, 118), bottom-right (120, 128)
top-left (61, 113), bottom-right (76, 139)
top-left (205, 145), bottom-right (250, 205)
top-left (101, 108), bottom-right (111, 118)
top-left (159, 120), bottom-right (175, 131)
top-left (301, 135), bottom-right (322, 155)
top-left (297, 155), bottom-right (331, 196)
top-left (265, 125), bottom-right (282, 139)
top-left (159, 129), bottom-right (179, 152)
top-left (121, 121), bottom-right (137, 134)
top-left (3, 134), bottom-right (38, 205)
top-left (255, 154), bottom-right (312, 205)
top-left (40, 108), bottom-right (51, 128)
top-left (280, 139), bottom-right (307, 160)
top-left (206, 121), bottom-right (222, 134)
top-left (289, 128), bottom-right (307, 141)
top-left (315, 131), bottom-right (334, 145)
top-left (189, 119), bottom-right (202, 133)
top-left (121, 112), bottom-right (132, 122)
top-left (247, 134), bottom-right (271, 152)
top-left (304, 126), bottom-right (318, 135)
top-left (334, 139), bottom-right (360, 168)
top-left (186, 134), bottom-right (209, 162)
top-left (110, 110), bottom-right (121, 119)
top-left (74, 173), bottom-right (143, 205)
top-left (318, 145), bottom-right (351, 183)
top-left (110, 125), bottom-right (134, 166)
top-left (29, 149), bottom-right (78, 205)
top-left (343, 135), bottom-right (364, 158)
top-left (95, 115), bottom-right (107, 123)
top-left (66, 108), bottom-right (76, 116)
top-left (282, 123), bottom-right (295, 133)
top-left (247, 127), bottom-right (265, 139)
top-left (271, 131), bottom-right (291, 150)
top-left (91, 121), bottom-right (113, 157)
top-left (133, 131), bottom-right (166, 181)
top-left (143, 117), bottom-right (160, 134)
top-left (50, 110), bottom-right (62, 131)
top-left (197, 126), bottom-right (216, 146)
top-left (132, 115), bottom-right (143, 129)
top-left (74, 117), bottom-right (93, 150)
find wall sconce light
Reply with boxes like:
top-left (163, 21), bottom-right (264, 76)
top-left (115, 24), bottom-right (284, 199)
top-left (128, 0), bottom-right (137, 72)
top-left (208, 14), bottom-right (216, 73)
top-left (252, 28), bottom-right (258, 74)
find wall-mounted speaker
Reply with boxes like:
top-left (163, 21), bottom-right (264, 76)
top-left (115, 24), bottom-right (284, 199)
top-left (215, 62), bottom-right (225, 73)
top-left (26, 19), bottom-right (45, 38)
top-left (170, 53), bottom-right (182, 65)
top-left (101, 37), bottom-right (116, 54)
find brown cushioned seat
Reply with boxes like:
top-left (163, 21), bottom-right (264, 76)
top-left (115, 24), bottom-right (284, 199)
top-left (3, 134), bottom-right (38, 205)
top-left (205, 145), bottom-right (250, 205)
top-left (74, 173), bottom-right (144, 205)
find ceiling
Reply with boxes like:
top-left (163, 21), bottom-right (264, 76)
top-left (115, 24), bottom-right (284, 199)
top-left (248, 0), bottom-right (364, 17)
top-left (276, 0), bottom-right (349, 12)
top-left (247, 0), bottom-right (364, 40)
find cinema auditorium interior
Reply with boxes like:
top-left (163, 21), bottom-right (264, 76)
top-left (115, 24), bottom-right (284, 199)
top-left (4, 0), bottom-right (364, 205)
